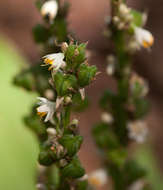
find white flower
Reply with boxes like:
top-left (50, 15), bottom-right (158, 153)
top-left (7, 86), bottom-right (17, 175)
top-left (128, 180), bottom-right (145, 190)
top-left (106, 55), bottom-right (116, 76)
top-left (37, 97), bottom-right (55, 122)
top-left (119, 3), bottom-right (131, 16)
top-left (88, 169), bottom-right (107, 187)
top-left (127, 120), bottom-right (148, 143)
top-left (135, 27), bottom-right (154, 48)
top-left (43, 53), bottom-right (66, 71)
top-left (101, 112), bottom-right (114, 124)
top-left (130, 74), bottom-right (149, 97)
top-left (106, 63), bottom-right (115, 76)
top-left (41, 0), bottom-right (58, 21)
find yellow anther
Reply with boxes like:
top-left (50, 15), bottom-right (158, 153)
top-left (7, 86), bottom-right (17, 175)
top-left (44, 58), bottom-right (54, 65)
top-left (37, 111), bottom-right (47, 118)
top-left (89, 177), bottom-right (101, 187)
top-left (142, 36), bottom-right (154, 48)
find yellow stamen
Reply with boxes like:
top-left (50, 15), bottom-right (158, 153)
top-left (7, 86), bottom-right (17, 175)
top-left (89, 177), bottom-right (101, 187)
top-left (44, 58), bottom-right (54, 65)
top-left (142, 36), bottom-right (154, 48)
top-left (37, 111), bottom-right (47, 118)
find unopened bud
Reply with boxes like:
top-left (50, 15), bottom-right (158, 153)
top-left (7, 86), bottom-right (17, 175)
top-left (47, 128), bottom-right (57, 136)
top-left (119, 3), bottom-right (130, 15)
top-left (71, 119), bottom-right (79, 126)
top-left (64, 96), bottom-right (72, 104)
top-left (44, 89), bottom-right (54, 100)
top-left (61, 42), bottom-right (68, 52)
top-left (101, 112), bottom-right (114, 124)
top-left (113, 16), bottom-right (120, 25)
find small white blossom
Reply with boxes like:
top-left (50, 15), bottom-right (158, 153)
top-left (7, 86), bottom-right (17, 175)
top-left (130, 74), bottom-right (149, 97)
top-left (101, 112), bottom-right (114, 124)
top-left (88, 169), bottom-right (107, 187)
top-left (128, 180), bottom-right (145, 190)
top-left (43, 53), bottom-right (66, 71)
top-left (106, 55), bottom-right (116, 76)
top-left (37, 97), bottom-right (55, 122)
top-left (135, 27), bottom-right (154, 49)
top-left (46, 128), bottom-right (57, 136)
top-left (44, 89), bottom-right (54, 100)
top-left (127, 120), bottom-right (148, 143)
top-left (41, 0), bottom-right (58, 21)
top-left (119, 3), bottom-right (131, 16)
top-left (106, 63), bottom-right (115, 76)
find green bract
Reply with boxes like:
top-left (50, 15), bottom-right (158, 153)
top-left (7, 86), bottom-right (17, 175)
top-left (65, 44), bottom-right (86, 70)
top-left (53, 72), bottom-right (78, 96)
top-left (78, 64), bottom-right (97, 87)
top-left (59, 134), bottom-right (83, 157)
top-left (61, 157), bottom-right (85, 178)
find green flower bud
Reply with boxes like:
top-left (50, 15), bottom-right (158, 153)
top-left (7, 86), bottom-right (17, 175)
top-left (61, 157), bottom-right (85, 178)
top-left (65, 43), bottom-right (87, 69)
top-left (59, 135), bottom-right (83, 157)
top-left (39, 150), bottom-right (54, 166)
top-left (53, 72), bottom-right (78, 96)
top-left (78, 64), bottom-right (97, 87)
top-left (33, 24), bottom-right (50, 43)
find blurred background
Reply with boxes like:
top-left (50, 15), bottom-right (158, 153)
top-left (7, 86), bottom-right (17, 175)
top-left (0, 0), bottom-right (163, 189)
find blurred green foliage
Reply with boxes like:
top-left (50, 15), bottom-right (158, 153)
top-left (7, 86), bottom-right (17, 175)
top-left (0, 37), bottom-right (38, 190)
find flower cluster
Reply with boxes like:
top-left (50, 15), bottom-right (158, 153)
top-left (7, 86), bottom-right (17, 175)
top-left (35, 40), bottom-right (98, 189)
top-left (110, 1), bottom-right (154, 52)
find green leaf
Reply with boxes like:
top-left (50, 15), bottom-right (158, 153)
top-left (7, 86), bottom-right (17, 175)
top-left (134, 98), bottom-right (149, 119)
top-left (61, 157), bottom-right (85, 178)
top-left (14, 70), bottom-right (35, 91)
top-left (33, 24), bottom-right (50, 43)
top-left (78, 64), bottom-right (97, 87)
top-left (107, 149), bottom-right (127, 167)
top-left (76, 180), bottom-right (88, 190)
top-left (52, 18), bottom-right (68, 42)
top-left (93, 123), bottom-right (119, 149)
top-left (59, 135), bottom-right (83, 157)
top-left (124, 160), bottom-right (147, 185)
top-left (99, 90), bottom-right (115, 110)
top-left (24, 113), bottom-right (47, 140)
top-left (72, 92), bottom-right (89, 112)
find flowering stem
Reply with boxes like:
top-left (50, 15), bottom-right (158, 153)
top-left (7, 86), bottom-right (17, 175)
top-left (93, 0), bottom-right (154, 189)
top-left (14, 1), bottom-right (98, 190)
